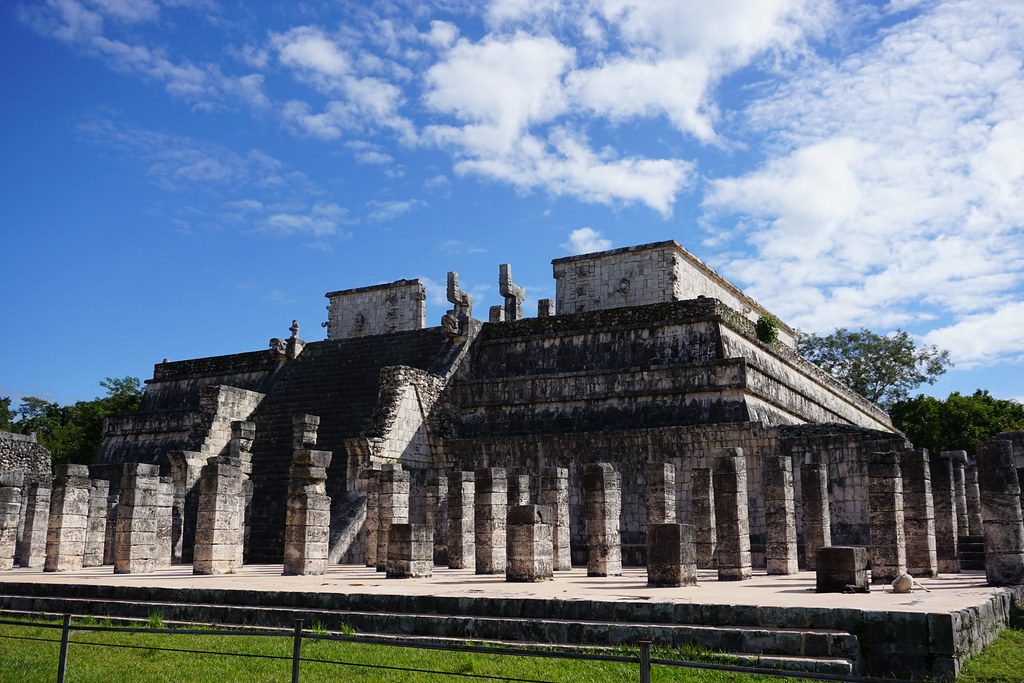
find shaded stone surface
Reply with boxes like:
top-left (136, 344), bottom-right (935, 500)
top-left (426, 474), bottom-right (448, 566)
top-left (645, 462), bottom-right (676, 526)
top-left (976, 440), bottom-right (1024, 586)
top-left (816, 546), bottom-right (869, 593)
top-left (800, 463), bottom-right (831, 571)
top-left (364, 470), bottom-right (379, 567)
top-left (868, 452), bottom-right (907, 583)
top-left (691, 467), bottom-right (716, 569)
top-left (899, 449), bottom-right (937, 578)
top-left (948, 451), bottom-right (969, 538)
top-left (647, 523), bottom-right (696, 587)
top-left (931, 452), bottom-right (959, 573)
top-left (447, 470), bottom-right (475, 570)
top-left (386, 523), bottom-right (433, 578)
top-left (583, 463), bottom-right (621, 577)
top-left (376, 464), bottom-right (410, 572)
top-left (540, 467), bottom-right (570, 571)
top-left (475, 467), bottom-right (507, 574)
top-left (16, 483), bottom-right (50, 568)
top-left (506, 504), bottom-right (553, 582)
top-left (0, 472), bottom-right (24, 570)
top-left (83, 479), bottom-right (109, 568)
top-left (713, 448), bottom-right (751, 581)
top-left (763, 456), bottom-right (798, 575)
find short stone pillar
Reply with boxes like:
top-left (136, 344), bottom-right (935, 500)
top-left (763, 456), bottom-right (798, 575)
top-left (17, 482), bottom-right (50, 568)
top-left (506, 504), bottom-right (553, 582)
top-left (488, 305), bottom-right (505, 323)
top-left (949, 451), bottom-right (970, 537)
top-left (83, 479), bottom-right (109, 567)
top-left (114, 463), bottom-right (160, 574)
top-left (284, 447), bottom-right (332, 576)
top-left (583, 462), bottom-right (622, 577)
top-left (447, 470), bottom-right (475, 569)
top-left (965, 456), bottom-right (984, 536)
top-left (930, 452), bottom-right (959, 573)
top-left (167, 450), bottom-right (208, 564)
top-left (868, 452), bottom-right (907, 583)
top-left (508, 474), bottom-right (531, 507)
top-left (976, 440), bottom-right (1024, 585)
top-left (800, 463), bottom-right (832, 570)
top-left (364, 470), bottom-right (379, 567)
top-left (426, 474), bottom-right (448, 566)
top-left (537, 299), bottom-right (555, 317)
top-left (691, 467), bottom-right (716, 569)
top-left (0, 472), bottom-right (24, 570)
top-left (386, 524), bottom-right (433, 578)
top-left (475, 467), bottom-right (508, 574)
top-left (645, 462), bottom-right (676, 526)
top-left (713, 448), bottom-right (752, 581)
top-left (815, 546), bottom-right (869, 593)
top-left (647, 523), bottom-right (697, 587)
top-left (45, 464), bottom-right (91, 572)
top-left (154, 477), bottom-right (173, 568)
top-left (899, 449), bottom-right (937, 578)
top-left (376, 464), bottom-right (410, 572)
top-left (193, 456), bottom-right (244, 575)
top-left (540, 467), bottom-right (571, 571)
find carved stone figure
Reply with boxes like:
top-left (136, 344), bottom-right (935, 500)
top-left (499, 264), bottom-right (526, 321)
top-left (442, 271), bottom-right (473, 339)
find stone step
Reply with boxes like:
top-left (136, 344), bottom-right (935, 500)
top-left (0, 591), bottom-right (860, 674)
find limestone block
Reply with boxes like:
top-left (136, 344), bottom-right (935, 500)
top-left (17, 483), bottom-right (49, 568)
top-left (506, 504), bottom-right (553, 582)
top-left (645, 462), bottom-right (676, 526)
top-left (583, 462), bottom-right (622, 577)
top-left (376, 465), bottom-right (410, 572)
top-left (386, 523), bottom-right (433, 578)
top-left (0, 472), bottom-right (23, 570)
top-left (868, 452), bottom-right (907, 583)
top-left (899, 449), bottom-right (937, 578)
top-left (815, 546), bottom-right (869, 593)
top-left (713, 448), bottom-right (751, 581)
top-left (540, 467), bottom-right (571, 571)
top-left (647, 523), bottom-right (697, 587)
top-left (931, 452), bottom-right (959, 573)
top-left (763, 456), bottom-right (798, 575)
top-left (800, 463), bottom-right (831, 571)
top-left (691, 468), bottom-right (716, 569)
top-left (976, 440), bottom-right (1024, 585)
top-left (447, 470), bottom-right (475, 569)
top-left (475, 467), bottom-right (508, 574)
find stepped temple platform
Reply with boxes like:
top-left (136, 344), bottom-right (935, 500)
top-left (1, 565), bottom-right (1019, 680)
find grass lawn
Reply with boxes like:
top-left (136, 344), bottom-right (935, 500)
top-left (957, 609), bottom-right (1024, 683)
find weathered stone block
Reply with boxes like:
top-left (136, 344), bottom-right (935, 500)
top-left (815, 546), bottom-right (870, 593)
top-left (506, 504), bottom-right (553, 582)
top-left (386, 523), bottom-right (433, 578)
top-left (647, 523), bottom-right (697, 587)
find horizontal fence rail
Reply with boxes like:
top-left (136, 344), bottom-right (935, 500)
top-left (0, 611), bottom-right (925, 683)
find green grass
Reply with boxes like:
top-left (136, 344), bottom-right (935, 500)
top-left (0, 614), bottom-right (794, 682)
top-left (958, 609), bottom-right (1024, 683)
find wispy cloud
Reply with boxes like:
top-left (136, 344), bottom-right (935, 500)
top-left (561, 227), bottom-right (611, 255)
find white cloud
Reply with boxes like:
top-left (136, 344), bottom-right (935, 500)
top-left (424, 20), bottom-right (458, 48)
top-left (259, 202), bottom-right (352, 239)
top-left (86, 0), bottom-right (159, 23)
top-left (366, 199), bottom-right (426, 223)
top-left (924, 302), bottom-right (1024, 368)
top-left (561, 227), bottom-right (611, 255)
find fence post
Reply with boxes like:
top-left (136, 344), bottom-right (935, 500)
top-left (56, 614), bottom-right (71, 683)
top-left (292, 618), bottom-right (304, 683)
top-left (638, 640), bottom-right (651, 683)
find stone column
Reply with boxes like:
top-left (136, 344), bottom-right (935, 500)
top-left (583, 462), bottom-right (622, 577)
top-left (386, 524), bottom-right (433, 578)
top-left (83, 479), bottom-right (109, 567)
top-left (114, 463), bottom-right (160, 574)
top-left (691, 467), bottom-right (716, 569)
top-left (475, 467), bottom-right (508, 574)
top-left (976, 440), bottom-right (1024, 585)
top-left (899, 449), bottom-right (937, 578)
top-left (645, 462), bottom-right (676, 527)
top-left (540, 467), bottom-right (571, 571)
top-left (283, 447), bottom-right (332, 576)
top-left (17, 482), bottom-right (50, 568)
top-left (763, 456), bottom-right (798, 575)
top-left (949, 451), bottom-right (970, 538)
top-left (193, 456), bottom-right (244, 575)
top-left (0, 472), bottom-right (24, 570)
top-left (965, 456), bottom-right (984, 536)
top-left (800, 463), bottom-right (832, 571)
top-left (426, 474), bottom-right (448, 566)
top-left (376, 464), bottom-right (410, 572)
top-left (364, 470), bottom-right (379, 567)
top-left (647, 523), bottom-right (697, 587)
top-left (154, 477), bottom-right (173, 568)
top-left (506, 504), bottom-right (553, 582)
top-left (45, 464), bottom-right (91, 572)
top-left (167, 450), bottom-right (208, 564)
top-left (868, 452), bottom-right (907, 583)
top-left (537, 299), bottom-right (555, 317)
top-left (447, 470), bottom-right (475, 569)
top-left (713, 448), bottom-right (751, 581)
top-left (930, 452), bottom-right (959, 573)
top-left (508, 474), bottom-right (531, 507)
top-left (232, 421), bottom-right (256, 561)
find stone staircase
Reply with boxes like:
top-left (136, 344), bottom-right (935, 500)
top-left (958, 535), bottom-right (985, 570)
top-left (0, 581), bottom-right (860, 676)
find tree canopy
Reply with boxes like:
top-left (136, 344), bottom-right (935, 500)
top-left (797, 327), bottom-right (952, 408)
top-left (889, 390), bottom-right (1024, 455)
top-left (1, 377), bottom-right (143, 465)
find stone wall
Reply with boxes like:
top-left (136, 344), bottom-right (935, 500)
top-left (325, 280), bottom-right (426, 340)
top-left (0, 432), bottom-right (52, 485)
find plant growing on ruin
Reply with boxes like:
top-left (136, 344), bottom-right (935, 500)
top-left (755, 314), bottom-right (780, 344)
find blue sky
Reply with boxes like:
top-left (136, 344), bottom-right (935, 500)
top-left (1, 0), bottom-right (1022, 407)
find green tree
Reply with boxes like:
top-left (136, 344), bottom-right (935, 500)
top-left (890, 390), bottom-right (1024, 454)
top-left (797, 327), bottom-right (952, 407)
top-left (0, 396), bottom-right (17, 431)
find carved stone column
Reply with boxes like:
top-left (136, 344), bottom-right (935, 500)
top-left (16, 482), bottom-right (50, 568)
top-left (114, 463), bottom-right (160, 574)
top-left (763, 456), bottom-right (798, 575)
top-left (976, 440), bottom-right (1024, 585)
top-left (899, 448), bottom-right (937, 578)
top-left (506, 504), bottom-right (553, 582)
top-left (283, 447), bottom-right (332, 576)
top-left (44, 464), bottom-right (90, 572)
top-left (376, 464), bottom-right (410, 572)
top-left (83, 478), bottom-right (109, 567)
top-left (0, 472), bottom-right (24, 570)
top-left (475, 467), bottom-right (508, 574)
top-left (868, 452), bottom-right (907, 583)
top-left (447, 470), bottom-right (475, 569)
top-left (645, 462), bottom-right (676, 526)
top-left (540, 467), bottom-right (571, 571)
top-left (647, 523), bottom-right (697, 587)
top-left (583, 462), bottom-right (622, 577)
top-left (691, 467), bottom-right (716, 569)
top-left (193, 456), bottom-right (244, 575)
top-left (713, 448), bottom-right (751, 581)
top-left (930, 452), bottom-right (959, 573)
top-left (800, 463), bottom-right (831, 571)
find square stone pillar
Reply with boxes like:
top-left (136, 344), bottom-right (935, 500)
top-left (45, 464), bottom-right (91, 572)
top-left (763, 456), bottom-right (798, 575)
top-left (965, 456), bottom-right (984, 536)
top-left (193, 456), bottom-right (244, 575)
top-left (154, 477), bottom-right (173, 568)
top-left (447, 470), bottom-right (475, 569)
top-left (0, 472), bottom-right (24, 570)
top-left (540, 467), bottom-right (571, 571)
top-left (168, 450), bottom-right (207, 564)
top-left (868, 452), bottom-right (907, 583)
top-left (364, 470), bottom-right (379, 567)
top-left (475, 467), bottom-right (508, 574)
top-left (284, 448), bottom-right (332, 576)
top-left (645, 462), bottom-right (676, 526)
top-left (508, 474), bottom-right (531, 507)
top-left (386, 523), bottom-right (433, 578)
top-left (83, 479), bottom-right (109, 567)
top-left (114, 463), bottom-right (160, 574)
top-left (815, 546), bottom-right (869, 593)
top-left (647, 523), bottom-right (697, 587)
top-left (899, 448), bottom-right (937, 578)
top-left (930, 452), bottom-right (959, 573)
top-left (800, 463), bottom-right (832, 571)
top-left (713, 448), bottom-right (751, 581)
top-left (583, 462), bottom-right (622, 577)
top-left (948, 451), bottom-right (970, 538)
top-left (17, 482), bottom-right (50, 568)
top-left (506, 504), bottom-right (553, 582)
top-left (691, 467), bottom-right (716, 569)
top-left (376, 464), bottom-right (410, 572)
top-left (426, 474), bottom-right (448, 566)
top-left (976, 440), bottom-right (1024, 585)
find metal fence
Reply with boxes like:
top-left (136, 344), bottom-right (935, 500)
top-left (0, 611), bottom-right (922, 683)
